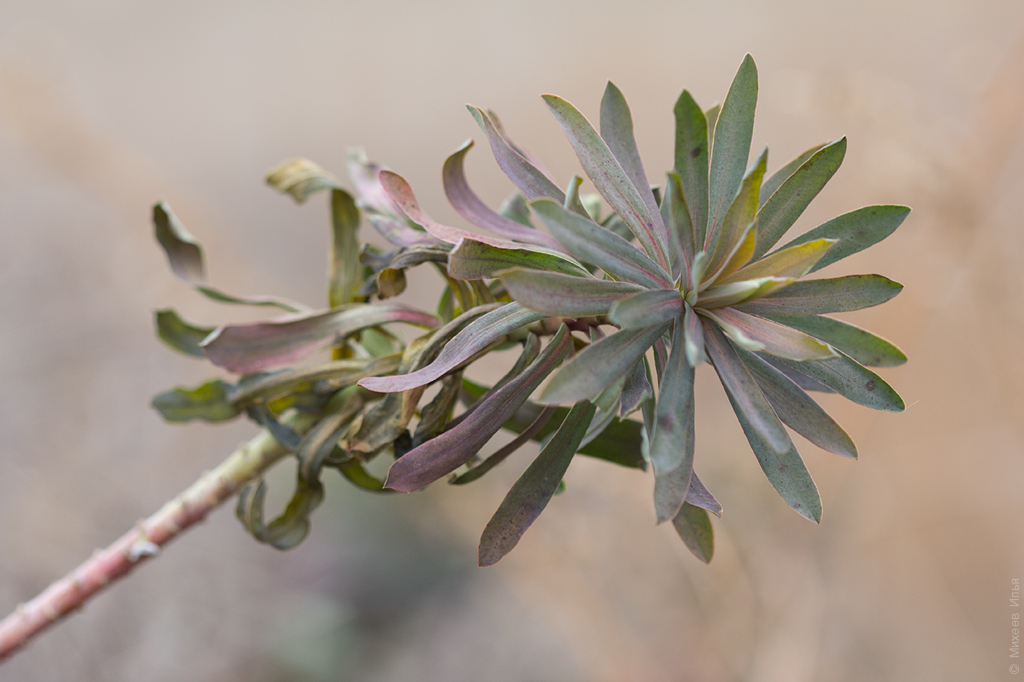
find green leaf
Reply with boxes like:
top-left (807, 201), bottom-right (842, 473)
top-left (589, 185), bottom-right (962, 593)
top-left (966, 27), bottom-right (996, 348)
top-left (543, 94), bottom-right (670, 272)
top-left (151, 380), bottom-right (240, 423)
top-left (540, 323), bottom-right (669, 404)
top-left (708, 55), bottom-right (758, 246)
top-left (739, 349), bottom-right (857, 458)
top-left (155, 309), bottom-right (214, 358)
top-left (702, 321), bottom-right (790, 454)
top-left (752, 137), bottom-right (847, 259)
top-left (447, 238), bottom-right (589, 280)
top-left (478, 400), bottom-right (597, 566)
top-left (705, 148), bottom-right (766, 279)
top-left (774, 351), bottom-right (905, 412)
top-left (385, 326), bottom-right (573, 492)
top-left (530, 199), bottom-right (672, 288)
top-left (499, 192), bottom-right (533, 226)
top-left (663, 172), bottom-right (695, 283)
top-left (501, 269), bottom-right (643, 317)
top-left (683, 304), bottom-right (705, 367)
top-left (759, 143), bottom-right (827, 208)
top-left (779, 205), bottom-right (911, 273)
top-left (609, 289), bottom-right (683, 330)
top-left (337, 459), bottom-right (393, 493)
top-left (468, 106), bottom-right (565, 202)
top-left (769, 314), bottom-right (907, 367)
top-left (328, 189), bottom-right (363, 307)
top-left (202, 303), bottom-right (439, 374)
top-left (734, 275), bottom-right (903, 316)
top-left (236, 475), bottom-right (323, 551)
top-left (673, 91), bottom-right (710, 246)
top-left (650, 322), bottom-right (696, 523)
top-left (672, 502), bottom-right (715, 563)
top-left (702, 307), bottom-right (837, 361)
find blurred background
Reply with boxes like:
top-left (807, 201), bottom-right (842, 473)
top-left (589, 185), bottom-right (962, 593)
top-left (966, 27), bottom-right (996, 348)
top-left (1, 1), bottom-right (1022, 680)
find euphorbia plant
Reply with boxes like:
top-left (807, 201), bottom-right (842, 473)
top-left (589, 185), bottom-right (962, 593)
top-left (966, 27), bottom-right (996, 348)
top-left (0, 54), bottom-right (908, 659)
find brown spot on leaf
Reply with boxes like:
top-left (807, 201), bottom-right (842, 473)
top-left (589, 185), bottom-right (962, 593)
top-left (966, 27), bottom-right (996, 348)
top-left (691, 146), bottom-right (702, 158)
top-left (865, 380), bottom-right (876, 391)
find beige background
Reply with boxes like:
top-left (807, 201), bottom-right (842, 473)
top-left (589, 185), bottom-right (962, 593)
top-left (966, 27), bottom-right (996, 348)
top-left (1, 1), bottom-right (1023, 680)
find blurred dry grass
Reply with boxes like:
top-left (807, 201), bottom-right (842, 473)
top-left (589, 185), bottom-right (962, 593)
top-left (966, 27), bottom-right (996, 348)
top-left (1, 1), bottom-right (1023, 680)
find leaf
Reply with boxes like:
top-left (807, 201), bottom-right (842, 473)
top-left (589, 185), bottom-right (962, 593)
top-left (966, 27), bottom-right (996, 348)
top-left (337, 459), bottom-right (393, 493)
top-left (705, 148), bottom-right (766, 278)
top-left (608, 289), bottom-right (683, 330)
top-left (759, 353), bottom-right (835, 393)
top-left (708, 54), bottom-right (758, 245)
top-left (673, 91), bottom-right (710, 246)
top-left (600, 82), bottom-right (662, 239)
top-left (530, 199), bottom-right (672, 288)
top-left (702, 321), bottom-right (790, 454)
top-left (468, 106), bottom-right (565, 202)
top-left (752, 137), bottom-right (847, 258)
top-left (235, 475), bottom-right (323, 551)
top-left (759, 143), bottom-right (827, 208)
top-left (650, 322), bottom-right (695, 522)
top-left (328, 189), bottom-right (363, 307)
top-left (155, 309), bottom-right (214, 358)
top-left (442, 140), bottom-right (565, 250)
top-left (703, 307), bottom-right (838, 361)
top-left (359, 302), bottom-right (543, 393)
top-left (739, 349), bottom-right (857, 458)
top-left (725, 389), bottom-right (822, 523)
top-left (774, 351), bottom-right (905, 412)
top-left (345, 148), bottom-right (406, 218)
top-left (232, 355), bottom-right (401, 406)
top-left (264, 158), bottom-right (343, 201)
top-left (698, 277), bottom-right (791, 310)
top-left (662, 172), bottom-right (695, 282)
top-left (499, 192), bottom-right (533, 226)
top-left (448, 238), bottom-right (589, 281)
top-left (478, 401), bottom-right (597, 566)
top-left (672, 503), bottom-right (715, 563)
top-left (686, 473), bottom-right (723, 516)
top-left (734, 275), bottom-right (903, 316)
top-left (778, 205), bottom-right (912, 273)
top-left (683, 303), bottom-right (705, 367)
top-left (542, 94), bottom-right (670, 271)
top-left (770, 315), bottom-right (907, 367)
top-left (151, 380), bottom-right (239, 423)
top-left (366, 213), bottom-right (442, 249)
top-left (202, 303), bottom-right (439, 374)
top-left (718, 238), bottom-right (836, 285)
top-left (385, 326), bottom-right (573, 492)
top-left (540, 323), bottom-right (669, 404)
top-left (451, 406), bottom-right (559, 485)
top-left (413, 372), bottom-right (464, 445)
top-left (619, 358), bottom-right (653, 416)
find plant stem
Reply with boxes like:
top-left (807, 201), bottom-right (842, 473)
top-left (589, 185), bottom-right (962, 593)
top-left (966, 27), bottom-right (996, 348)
top-left (0, 417), bottom-right (308, 662)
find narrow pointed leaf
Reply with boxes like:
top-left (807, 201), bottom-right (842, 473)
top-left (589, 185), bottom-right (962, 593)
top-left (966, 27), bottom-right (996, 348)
top-left (708, 55), bottom-right (758, 243)
top-left (673, 91), bottom-right (710, 245)
top-left (443, 140), bottom-right (564, 250)
top-left (478, 400), bottom-right (596, 566)
top-left (502, 268), bottom-right (644, 317)
top-left (650, 321), bottom-right (695, 477)
top-left (540, 323), bottom-right (669, 404)
top-left (672, 503), bottom-right (714, 563)
top-left (202, 303), bottom-right (439, 374)
top-left (778, 205), bottom-right (912, 273)
top-left (360, 302), bottom-right (542, 393)
top-left (752, 137), bottom-right (847, 258)
top-left (328, 188), bottom-right (363, 307)
top-left (366, 213), bottom-right (442, 248)
top-left (658, 466), bottom-right (723, 524)
top-left (719, 238), bottom-right (836, 285)
top-left (760, 143), bottom-right (827, 208)
top-left (683, 304), bottom-right (705, 367)
top-left (619, 358), bottom-right (653, 416)
top-left (385, 326), bottom-right (572, 492)
top-left (530, 199), bottom-right (672, 288)
top-left (697, 277), bottom-right (791, 309)
top-left (706, 148), bottom-right (766, 274)
top-left (704, 307), bottom-right (837, 361)
top-left (686, 473), bottom-right (722, 516)
top-left (451, 406), bottom-right (558, 485)
top-left (468, 106), bottom-right (565, 202)
top-left (774, 351), bottom-right (905, 412)
top-left (543, 94), bottom-right (670, 271)
top-left (769, 314), bottom-right (907, 367)
top-left (734, 275), bottom-right (903, 316)
top-left (759, 353), bottom-right (835, 393)
top-left (704, 104), bottom-right (721, 143)
top-left (448, 238), bottom-right (589, 280)
top-left (702, 321), bottom-right (790, 454)
top-left (739, 349), bottom-right (857, 458)
top-left (608, 289), bottom-right (683, 329)
top-left (600, 82), bottom-right (662, 234)
top-left (151, 380), bottom-right (239, 423)
top-left (155, 309), bottom-right (214, 358)
top-left (663, 172), bottom-right (695, 283)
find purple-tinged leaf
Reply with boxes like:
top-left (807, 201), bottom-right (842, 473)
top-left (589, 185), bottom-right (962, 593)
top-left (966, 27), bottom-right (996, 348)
top-left (734, 275), bottom-right (903, 316)
top-left (450, 406), bottom-right (559, 485)
top-left (705, 148), bottom-right (766, 277)
top-left (600, 82), bottom-right (662, 235)
top-left (385, 326), bottom-right (572, 492)
top-left (760, 143), bottom-right (827, 209)
top-left (703, 307), bottom-right (837, 361)
top-left (770, 314), bottom-right (907, 367)
top-left (650, 322), bottom-right (695, 522)
top-left (774, 351), bottom-right (905, 412)
top-left (468, 106), bottom-right (565, 202)
top-left (683, 303), bottom-right (705, 367)
top-left (778, 205), bottom-right (912, 273)
top-left (739, 349), bottom-right (857, 458)
top-left (662, 173), bottom-right (695, 283)
top-left (760, 353), bottom-right (835, 393)
top-left (702, 321), bottom-right (790, 454)
top-left (478, 400), bottom-right (596, 566)
top-left (443, 140), bottom-right (565, 251)
top-left (232, 355), bottom-right (402, 406)
top-left (752, 138), bottom-right (847, 259)
top-left (540, 323), bottom-right (670, 405)
top-left (202, 304), bottom-right (439, 374)
top-left (501, 269), bottom-right (643, 317)
top-left (360, 302), bottom-right (544, 393)
top-left (657, 467), bottom-right (723, 526)
top-left (345, 148), bottom-right (409, 219)
top-left (530, 199), bottom-right (672, 289)
top-left (155, 309), bottom-right (214, 358)
top-left (687, 473), bottom-right (723, 516)
top-left (366, 213), bottom-right (443, 249)
top-left (719, 238), bottom-right (836, 285)
top-left (448, 238), bottom-right (589, 281)
top-left (608, 289), bottom-right (683, 329)
top-left (542, 94), bottom-right (671, 272)
top-left (673, 91), bottom-right (710, 246)
top-left (725, 388), bottom-right (822, 523)
top-left (708, 55), bottom-right (758, 245)
top-left (672, 503), bottom-right (714, 563)
top-left (619, 358), bottom-right (653, 416)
